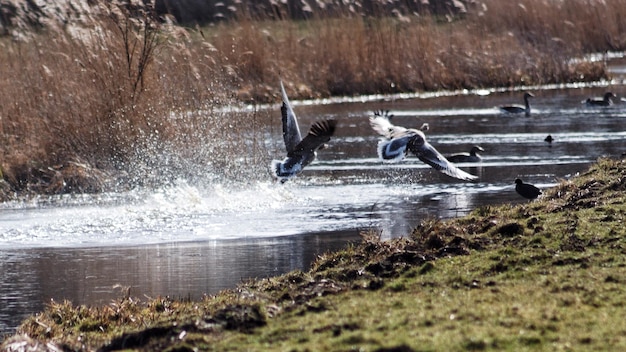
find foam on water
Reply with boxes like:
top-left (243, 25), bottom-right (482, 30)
top-left (0, 176), bottom-right (508, 248)
top-left (0, 180), bottom-right (314, 248)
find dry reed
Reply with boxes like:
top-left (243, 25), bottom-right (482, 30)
top-left (0, 0), bottom-right (623, 197)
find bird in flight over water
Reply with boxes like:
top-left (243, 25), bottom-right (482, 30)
top-left (369, 110), bottom-right (478, 181)
top-left (271, 81), bottom-right (337, 182)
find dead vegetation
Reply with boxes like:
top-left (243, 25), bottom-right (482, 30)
top-left (0, 2), bottom-right (273, 198)
top-left (0, 0), bottom-right (624, 199)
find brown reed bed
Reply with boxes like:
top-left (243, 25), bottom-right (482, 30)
top-left (0, 0), bottom-right (623, 199)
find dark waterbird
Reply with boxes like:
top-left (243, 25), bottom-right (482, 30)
top-left (583, 92), bottom-right (616, 107)
top-left (447, 146), bottom-right (484, 163)
top-left (271, 81), bottom-right (337, 181)
top-left (515, 178), bottom-right (542, 200)
top-left (499, 92), bottom-right (534, 116)
top-left (369, 111), bottom-right (478, 181)
top-left (544, 135), bottom-right (554, 144)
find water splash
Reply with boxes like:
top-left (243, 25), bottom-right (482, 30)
top-left (0, 180), bottom-right (303, 248)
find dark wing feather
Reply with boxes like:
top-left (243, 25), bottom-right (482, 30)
top-left (288, 119), bottom-right (337, 157)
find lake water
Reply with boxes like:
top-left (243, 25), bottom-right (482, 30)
top-left (1, 71), bottom-right (626, 335)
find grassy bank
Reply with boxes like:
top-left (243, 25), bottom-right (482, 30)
top-left (3, 157), bottom-right (626, 351)
top-left (1, 1), bottom-right (624, 198)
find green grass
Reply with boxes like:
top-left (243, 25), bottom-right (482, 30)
top-left (3, 158), bottom-right (626, 351)
top-left (232, 258), bottom-right (626, 351)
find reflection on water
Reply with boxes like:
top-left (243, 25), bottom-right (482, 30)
top-left (0, 231), bottom-right (359, 335)
top-left (2, 82), bottom-right (626, 335)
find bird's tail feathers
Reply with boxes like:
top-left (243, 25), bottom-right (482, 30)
top-left (271, 159), bottom-right (299, 181)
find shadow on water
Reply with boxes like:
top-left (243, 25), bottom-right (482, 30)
top-left (2, 63), bottom-right (626, 333)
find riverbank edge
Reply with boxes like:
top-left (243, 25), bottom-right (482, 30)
top-left (2, 157), bottom-right (626, 350)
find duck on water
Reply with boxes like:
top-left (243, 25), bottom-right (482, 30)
top-left (499, 92), bottom-right (534, 116)
top-left (447, 146), bottom-right (484, 163)
top-left (369, 110), bottom-right (478, 182)
top-left (271, 81), bottom-right (337, 181)
top-left (583, 92), bottom-right (617, 107)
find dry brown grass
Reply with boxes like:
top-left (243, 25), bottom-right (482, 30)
top-left (0, 4), bottom-right (273, 196)
top-left (479, 0), bottom-right (626, 53)
top-left (205, 0), bottom-right (623, 101)
top-left (0, 0), bottom-right (623, 197)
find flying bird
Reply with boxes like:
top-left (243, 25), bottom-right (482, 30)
top-left (583, 92), bottom-right (616, 107)
top-left (515, 178), bottom-right (542, 200)
top-left (499, 92), bottom-right (534, 116)
top-left (369, 111), bottom-right (478, 181)
top-left (447, 145), bottom-right (484, 163)
top-left (271, 81), bottom-right (337, 181)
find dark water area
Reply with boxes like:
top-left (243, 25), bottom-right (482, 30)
top-left (2, 62), bottom-right (626, 334)
top-left (0, 230), bottom-right (359, 336)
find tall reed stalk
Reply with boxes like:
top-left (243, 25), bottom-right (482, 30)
top-left (0, 0), bottom-right (623, 197)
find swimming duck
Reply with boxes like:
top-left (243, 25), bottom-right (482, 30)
top-left (271, 81), bottom-right (337, 181)
top-left (583, 92), bottom-right (616, 107)
top-left (515, 178), bottom-right (541, 200)
top-left (447, 146), bottom-right (484, 163)
top-left (499, 92), bottom-right (534, 116)
top-left (544, 135), bottom-right (554, 144)
top-left (369, 111), bottom-right (478, 181)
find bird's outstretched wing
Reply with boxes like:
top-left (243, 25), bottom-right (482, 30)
top-left (369, 110), bottom-right (409, 140)
top-left (370, 111), bottom-right (476, 181)
top-left (413, 141), bottom-right (478, 181)
top-left (288, 119), bottom-right (337, 158)
top-left (280, 80), bottom-right (302, 153)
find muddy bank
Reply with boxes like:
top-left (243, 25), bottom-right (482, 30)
top-left (2, 158), bottom-right (626, 351)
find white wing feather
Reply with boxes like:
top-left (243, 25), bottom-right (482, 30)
top-left (414, 142), bottom-right (478, 181)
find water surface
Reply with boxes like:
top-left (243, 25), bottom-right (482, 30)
top-left (1, 80), bottom-right (625, 335)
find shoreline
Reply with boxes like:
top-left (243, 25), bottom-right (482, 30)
top-left (2, 158), bottom-right (626, 350)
